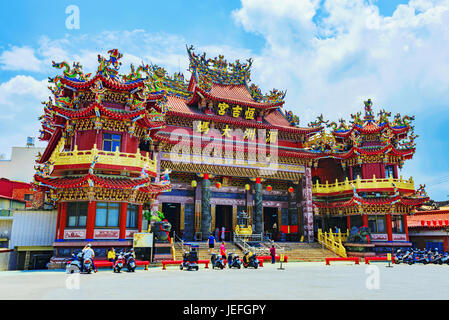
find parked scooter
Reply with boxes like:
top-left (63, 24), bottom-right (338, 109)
top-left (180, 248), bottom-right (199, 271)
top-left (242, 251), bottom-right (259, 269)
top-left (66, 252), bottom-right (83, 273)
top-left (227, 252), bottom-right (242, 269)
top-left (83, 257), bottom-right (94, 274)
top-left (124, 250), bottom-right (136, 272)
top-left (113, 252), bottom-right (125, 273)
top-left (441, 252), bottom-right (449, 264)
top-left (432, 251), bottom-right (443, 264)
top-left (211, 252), bottom-right (225, 269)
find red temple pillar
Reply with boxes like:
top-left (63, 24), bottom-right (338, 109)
top-left (403, 213), bottom-right (409, 241)
top-left (386, 214), bottom-right (393, 241)
top-left (57, 202), bottom-right (67, 240)
top-left (138, 204), bottom-right (143, 232)
top-left (86, 201), bottom-right (97, 240)
top-left (346, 215), bottom-right (351, 230)
top-left (349, 166), bottom-right (353, 180)
top-left (55, 202), bottom-right (61, 240)
top-left (362, 214), bottom-right (368, 227)
top-left (119, 202), bottom-right (128, 240)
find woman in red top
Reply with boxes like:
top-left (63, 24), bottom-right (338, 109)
top-left (220, 241), bottom-right (226, 259)
top-left (270, 245), bottom-right (276, 264)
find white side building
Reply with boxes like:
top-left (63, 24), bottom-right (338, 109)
top-left (0, 146), bottom-right (45, 183)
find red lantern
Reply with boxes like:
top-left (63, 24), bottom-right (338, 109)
top-left (288, 187), bottom-right (294, 193)
top-left (266, 185), bottom-right (272, 192)
top-left (215, 182), bottom-right (221, 189)
top-left (204, 173), bottom-right (209, 180)
top-left (255, 177), bottom-right (261, 184)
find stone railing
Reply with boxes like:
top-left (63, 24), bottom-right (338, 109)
top-left (312, 176), bottom-right (415, 195)
top-left (51, 144), bottom-right (157, 173)
top-left (317, 228), bottom-right (347, 258)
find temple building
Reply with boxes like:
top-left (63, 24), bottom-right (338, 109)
top-left (31, 47), bottom-right (430, 262)
top-left (152, 46), bottom-right (322, 242)
top-left (308, 99), bottom-right (429, 254)
top-left (33, 50), bottom-right (171, 260)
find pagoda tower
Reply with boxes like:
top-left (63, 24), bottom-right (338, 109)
top-left (33, 49), bottom-right (171, 258)
top-left (307, 99), bottom-right (429, 254)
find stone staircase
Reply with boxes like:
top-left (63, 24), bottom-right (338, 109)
top-left (169, 241), bottom-right (339, 263)
top-left (276, 242), bottom-right (340, 261)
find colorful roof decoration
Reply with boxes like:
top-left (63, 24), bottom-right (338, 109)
top-left (304, 99), bottom-right (418, 161)
top-left (186, 45), bottom-right (285, 108)
top-left (33, 172), bottom-right (170, 192)
top-left (187, 45), bottom-right (252, 87)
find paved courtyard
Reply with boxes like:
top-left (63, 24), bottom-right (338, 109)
top-left (1, 261), bottom-right (448, 300)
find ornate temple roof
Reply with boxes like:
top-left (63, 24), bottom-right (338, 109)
top-left (186, 45), bottom-right (286, 109)
top-left (304, 99), bottom-right (418, 160)
top-left (313, 194), bottom-right (428, 209)
top-left (163, 96), bottom-right (320, 136)
top-left (33, 172), bottom-right (171, 193)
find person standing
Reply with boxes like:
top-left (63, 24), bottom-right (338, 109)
top-left (220, 241), bottom-right (227, 260)
top-left (82, 243), bottom-right (97, 273)
top-left (270, 244), bottom-right (276, 264)
top-left (221, 226), bottom-right (226, 242)
top-left (107, 247), bottom-right (116, 265)
top-left (207, 233), bottom-right (216, 252)
top-left (215, 227), bottom-right (220, 241)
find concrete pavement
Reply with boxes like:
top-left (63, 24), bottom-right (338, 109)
top-left (0, 262), bottom-right (448, 300)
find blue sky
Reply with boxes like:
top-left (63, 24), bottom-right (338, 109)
top-left (0, 0), bottom-right (448, 201)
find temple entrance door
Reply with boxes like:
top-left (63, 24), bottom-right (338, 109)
top-left (215, 205), bottom-right (232, 241)
top-left (162, 203), bottom-right (181, 239)
top-left (263, 207), bottom-right (279, 241)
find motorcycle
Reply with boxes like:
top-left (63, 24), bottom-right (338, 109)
top-left (441, 252), bottom-right (449, 264)
top-left (211, 252), bottom-right (225, 269)
top-left (242, 251), bottom-right (259, 269)
top-left (113, 252), bottom-right (125, 273)
top-left (227, 252), bottom-right (242, 269)
top-left (394, 249), bottom-right (405, 264)
top-left (124, 251), bottom-right (136, 272)
top-left (83, 257), bottom-right (94, 274)
top-left (180, 248), bottom-right (199, 271)
top-left (66, 252), bottom-right (83, 274)
top-left (412, 250), bottom-right (428, 264)
top-left (432, 251), bottom-right (443, 264)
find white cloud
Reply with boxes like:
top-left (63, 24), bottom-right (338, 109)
top-left (0, 46), bottom-right (42, 72)
top-left (0, 75), bottom-right (48, 107)
top-left (231, 0), bottom-right (449, 122)
top-left (0, 75), bottom-right (48, 158)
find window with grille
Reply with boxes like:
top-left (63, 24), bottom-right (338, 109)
top-left (367, 215), bottom-right (386, 233)
top-left (127, 204), bottom-right (139, 229)
top-left (66, 202), bottom-right (88, 228)
top-left (391, 215), bottom-right (404, 233)
top-left (103, 133), bottom-right (121, 152)
top-left (385, 165), bottom-right (395, 178)
top-left (95, 202), bottom-right (120, 227)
